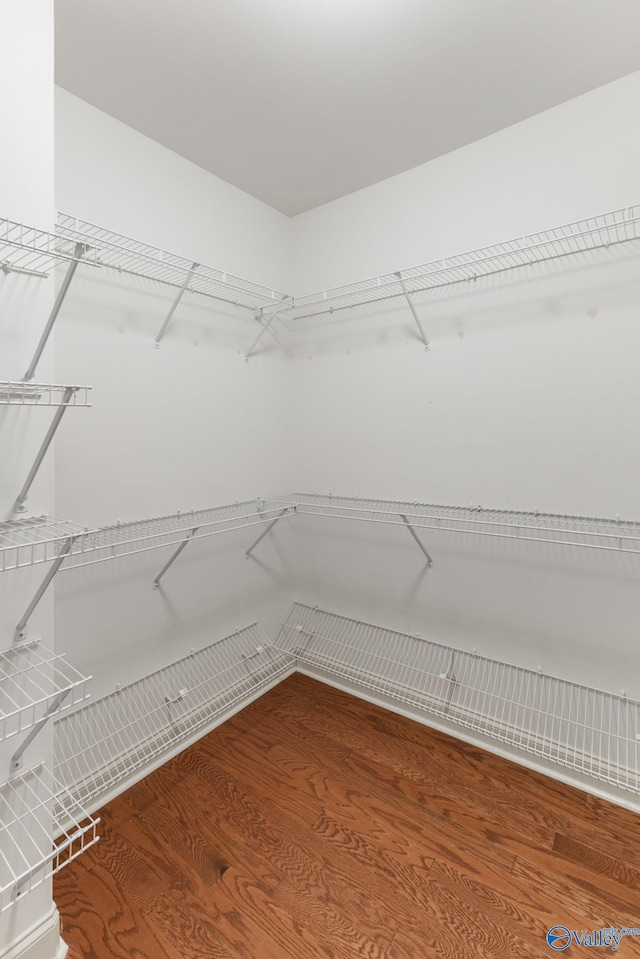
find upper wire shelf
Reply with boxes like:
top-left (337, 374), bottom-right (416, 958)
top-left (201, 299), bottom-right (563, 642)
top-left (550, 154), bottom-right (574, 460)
top-left (0, 214), bottom-right (288, 314)
top-left (0, 382), bottom-right (91, 407)
top-left (4, 202), bottom-right (640, 326)
top-left (60, 499), bottom-right (296, 571)
top-left (0, 763), bottom-right (99, 913)
top-left (0, 642), bottom-right (90, 742)
top-left (283, 493), bottom-right (640, 555)
top-left (282, 203), bottom-right (640, 321)
top-left (55, 214), bottom-right (288, 315)
top-left (0, 501), bottom-right (295, 572)
top-left (0, 219), bottom-right (100, 278)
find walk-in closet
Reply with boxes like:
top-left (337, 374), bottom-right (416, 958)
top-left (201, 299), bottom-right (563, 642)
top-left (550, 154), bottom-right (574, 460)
top-left (3, 3), bottom-right (640, 957)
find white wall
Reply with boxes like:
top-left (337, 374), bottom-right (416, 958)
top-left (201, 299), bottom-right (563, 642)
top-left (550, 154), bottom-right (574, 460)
top-left (0, 3), bottom-right (62, 955)
top-left (290, 69), bottom-right (640, 292)
top-left (50, 67), bottom-right (640, 812)
top-left (54, 90), bottom-right (294, 700)
top-left (287, 70), bottom-right (640, 700)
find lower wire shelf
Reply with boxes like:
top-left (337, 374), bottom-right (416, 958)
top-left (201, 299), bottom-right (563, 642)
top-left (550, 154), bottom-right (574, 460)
top-left (274, 604), bottom-right (640, 796)
top-left (54, 624), bottom-right (295, 815)
top-left (0, 764), bottom-right (99, 914)
top-left (0, 641), bottom-right (91, 743)
top-left (51, 604), bottom-right (639, 842)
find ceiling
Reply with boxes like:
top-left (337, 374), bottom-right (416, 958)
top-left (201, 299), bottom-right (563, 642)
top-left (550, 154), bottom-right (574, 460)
top-left (55, 0), bottom-right (640, 217)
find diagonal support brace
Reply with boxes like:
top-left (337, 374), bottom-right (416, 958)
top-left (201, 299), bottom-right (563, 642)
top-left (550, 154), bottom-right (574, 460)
top-left (245, 509), bottom-right (288, 558)
top-left (400, 514), bottom-right (433, 567)
top-left (154, 261), bottom-right (199, 347)
top-left (24, 243), bottom-right (87, 381)
top-left (14, 387), bottom-right (78, 513)
top-left (245, 296), bottom-right (290, 359)
top-left (10, 688), bottom-right (71, 771)
top-left (153, 527), bottom-right (199, 588)
top-left (14, 536), bottom-right (76, 644)
top-left (396, 272), bottom-right (430, 350)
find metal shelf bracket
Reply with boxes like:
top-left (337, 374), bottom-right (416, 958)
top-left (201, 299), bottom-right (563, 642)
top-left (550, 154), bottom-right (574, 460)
top-left (24, 243), bottom-right (87, 381)
top-left (14, 536), bottom-right (76, 644)
top-left (154, 261), bottom-right (199, 347)
top-left (396, 272), bottom-right (429, 350)
top-left (400, 513), bottom-right (434, 567)
top-left (245, 296), bottom-right (291, 359)
top-left (13, 387), bottom-right (79, 514)
top-left (10, 690), bottom-right (71, 772)
top-left (245, 508), bottom-right (289, 558)
top-left (153, 526), bottom-right (199, 588)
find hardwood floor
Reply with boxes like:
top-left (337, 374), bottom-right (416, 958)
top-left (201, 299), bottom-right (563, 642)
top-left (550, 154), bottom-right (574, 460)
top-left (54, 673), bottom-right (640, 958)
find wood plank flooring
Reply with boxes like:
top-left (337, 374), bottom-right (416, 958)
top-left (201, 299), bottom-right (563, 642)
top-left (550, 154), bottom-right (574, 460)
top-left (54, 673), bottom-right (640, 958)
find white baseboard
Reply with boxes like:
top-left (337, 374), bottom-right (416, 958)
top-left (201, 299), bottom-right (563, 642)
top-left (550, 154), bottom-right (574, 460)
top-left (0, 907), bottom-right (64, 959)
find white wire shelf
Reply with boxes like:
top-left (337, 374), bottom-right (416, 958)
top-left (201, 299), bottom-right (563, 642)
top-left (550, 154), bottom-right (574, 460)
top-left (61, 499), bottom-right (296, 571)
top-left (54, 624), bottom-right (294, 812)
top-left (0, 501), bottom-right (295, 573)
top-left (0, 382), bottom-right (91, 407)
top-left (282, 203), bottom-right (640, 321)
top-left (282, 493), bottom-right (640, 555)
top-left (0, 763), bottom-right (99, 913)
top-left (0, 218), bottom-right (100, 278)
top-left (0, 517), bottom-right (96, 572)
top-left (275, 604), bottom-right (640, 795)
top-left (5, 202), bottom-right (638, 327)
top-left (1, 214), bottom-right (289, 315)
top-left (0, 642), bottom-right (90, 742)
top-left (55, 213), bottom-right (289, 315)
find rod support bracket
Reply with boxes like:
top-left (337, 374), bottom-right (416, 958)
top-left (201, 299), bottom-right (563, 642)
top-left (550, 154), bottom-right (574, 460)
top-left (395, 272), bottom-right (430, 350)
top-left (400, 513), bottom-right (434, 567)
top-left (245, 508), bottom-right (289, 558)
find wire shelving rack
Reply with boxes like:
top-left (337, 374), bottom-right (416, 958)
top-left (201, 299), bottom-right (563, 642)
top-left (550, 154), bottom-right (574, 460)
top-left (55, 214), bottom-right (288, 316)
top-left (0, 219), bottom-right (100, 277)
top-left (0, 501), bottom-right (295, 573)
top-left (0, 383), bottom-right (91, 407)
top-left (54, 624), bottom-right (294, 814)
top-left (0, 764), bottom-right (99, 913)
top-left (0, 643), bottom-right (90, 743)
top-left (284, 493), bottom-right (640, 556)
top-left (282, 203), bottom-right (640, 322)
top-left (4, 203), bottom-right (639, 328)
top-left (275, 604), bottom-right (640, 795)
top-left (59, 499), bottom-right (297, 572)
top-left (0, 214), bottom-right (289, 316)
top-left (0, 518), bottom-right (95, 572)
